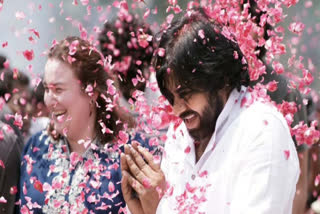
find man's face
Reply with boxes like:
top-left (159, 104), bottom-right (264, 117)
top-left (7, 85), bottom-right (32, 134)
top-left (167, 81), bottom-right (225, 141)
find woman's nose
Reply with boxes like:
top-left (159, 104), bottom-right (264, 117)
top-left (44, 90), bottom-right (57, 109)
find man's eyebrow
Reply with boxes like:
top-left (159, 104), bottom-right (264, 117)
top-left (175, 86), bottom-right (190, 94)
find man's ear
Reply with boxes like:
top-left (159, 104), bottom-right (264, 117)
top-left (218, 87), bottom-right (232, 106)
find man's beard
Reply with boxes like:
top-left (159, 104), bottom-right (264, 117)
top-left (188, 94), bottom-right (224, 142)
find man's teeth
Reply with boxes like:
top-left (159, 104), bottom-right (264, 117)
top-left (184, 114), bottom-right (195, 120)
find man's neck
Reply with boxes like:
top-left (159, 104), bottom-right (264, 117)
top-left (195, 135), bottom-right (211, 163)
top-left (194, 87), bottom-right (232, 163)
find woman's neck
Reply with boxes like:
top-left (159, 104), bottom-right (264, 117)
top-left (67, 132), bottom-right (97, 155)
top-left (67, 116), bottom-right (97, 155)
top-left (68, 140), bottom-right (86, 154)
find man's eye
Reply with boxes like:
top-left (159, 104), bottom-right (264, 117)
top-left (167, 94), bottom-right (174, 106)
top-left (179, 91), bottom-right (192, 101)
top-left (169, 98), bottom-right (174, 106)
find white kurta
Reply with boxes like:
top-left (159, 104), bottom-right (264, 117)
top-left (157, 87), bottom-right (299, 214)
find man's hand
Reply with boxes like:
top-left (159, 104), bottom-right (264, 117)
top-left (121, 142), bottom-right (166, 214)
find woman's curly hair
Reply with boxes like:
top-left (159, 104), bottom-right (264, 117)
top-left (48, 36), bottom-right (125, 144)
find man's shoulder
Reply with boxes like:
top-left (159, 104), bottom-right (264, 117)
top-left (28, 129), bottom-right (49, 143)
top-left (235, 93), bottom-right (287, 128)
top-left (0, 121), bottom-right (23, 146)
top-left (228, 94), bottom-right (293, 144)
top-left (230, 98), bottom-right (296, 150)
top-left (0, 121), bottom-right (23, 161)
top-left (242, 100), bottom-right (281, 117)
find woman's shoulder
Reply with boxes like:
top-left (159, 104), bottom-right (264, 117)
top-left (23, 130), bottom-right (51, 155)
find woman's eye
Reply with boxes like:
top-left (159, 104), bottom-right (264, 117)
top-left (55, 88), bottom-right (63, 93)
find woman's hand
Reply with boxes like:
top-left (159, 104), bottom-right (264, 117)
top-left (121, 142), bottom-right (166, 214)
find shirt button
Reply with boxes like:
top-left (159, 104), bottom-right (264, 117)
top-left (191, 174), bottom-right (196, 180)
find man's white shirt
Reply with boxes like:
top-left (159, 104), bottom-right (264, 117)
top-left (157, 86), bottom-right (300, 214)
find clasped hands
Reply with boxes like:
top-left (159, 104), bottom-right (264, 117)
top-left (121, 141), bottom-right (166, 214)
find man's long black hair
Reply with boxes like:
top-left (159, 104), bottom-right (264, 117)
top-left (154, 9), bottom-right (250, 105)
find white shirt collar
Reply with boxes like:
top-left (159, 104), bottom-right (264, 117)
top-left (206, 87), bottom-right (246, 149)
top-left (170, 87), bottom-right (246, 166)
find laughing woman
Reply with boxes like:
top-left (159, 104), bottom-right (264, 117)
top-left (19, 37), bottom-right (136, 213)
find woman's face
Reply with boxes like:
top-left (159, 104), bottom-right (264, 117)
top-left (43, 58), bottom-right (94, 139)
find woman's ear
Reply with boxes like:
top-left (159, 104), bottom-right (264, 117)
top-left (93, 91), bottom-right (99, 102)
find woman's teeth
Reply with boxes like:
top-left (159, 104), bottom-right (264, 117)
top-left (54, 111), bottom-right (66, 116)
top-left (53, 111), bottom-right (67, 122)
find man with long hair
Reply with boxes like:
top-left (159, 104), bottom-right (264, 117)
top-left (120, 9), bottom-right (299, 214)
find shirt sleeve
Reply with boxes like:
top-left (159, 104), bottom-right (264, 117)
top-left (229, 113), bottom-right (300, 214)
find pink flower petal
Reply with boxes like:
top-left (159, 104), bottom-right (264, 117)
top-left (198, 29), bottom-right (205, 39)
top-left (0, 196), bottom-right (7, 204)
top-left (142, 178), bottom-right (151, 189)
top-left (284, 150), bottom-right (290, 160)
top-left (108, 181), bottom-right (115, 192)
top-left (0, 160), bottom-right (5, 169)
top-left (33, 180), bottom-right (43, 193)
top-left (22, 50), bottom-right (34, 61)
top-left (157, 48), bottom-right (165, 57)
top-left (184, 146), bottom-right (191, 154)
top-left (266, 80), bottom-right (278, 92)
top-left (80, 0), bottom-right (89, 6)
top-left (143, 8), bottom-right (150, 19)
top-left (29, 29), bottom-right (40, 38)
top-left (289, 22), bottom-right (305, 35)
top-left (15, 11), bottom-right (26, 20)
top-left (0, 130), bottom-right (3, 141)
top-left (9, 186), bottom-right (18, 195)
top-left (2, 41), bottom-right (8, 48)
top-left (106, 79), bottom-right (116, 96)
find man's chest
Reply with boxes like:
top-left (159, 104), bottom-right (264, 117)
top-left (161, 125), bottom-right (247, 213)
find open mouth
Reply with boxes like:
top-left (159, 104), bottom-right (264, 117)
top-left (52, 111), bottom-right (67, 122)
top-left (182, 113), bottom-right (197, 129)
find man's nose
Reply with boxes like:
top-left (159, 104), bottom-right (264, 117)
top-left (172, 98), bottom-right (186, 117)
